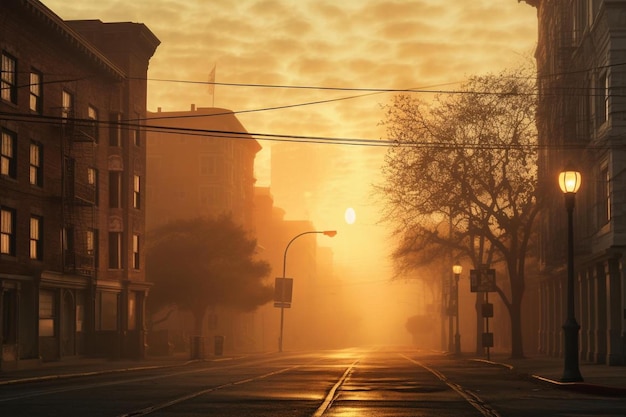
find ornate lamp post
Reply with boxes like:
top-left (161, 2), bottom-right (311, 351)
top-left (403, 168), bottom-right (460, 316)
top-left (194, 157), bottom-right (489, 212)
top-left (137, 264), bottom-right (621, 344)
top-left (278, 230), bottom-right (337, 353)
top-left (558, 169), bottom-right (584, 382)
top-left (452, 264), bottom-right (463, 355)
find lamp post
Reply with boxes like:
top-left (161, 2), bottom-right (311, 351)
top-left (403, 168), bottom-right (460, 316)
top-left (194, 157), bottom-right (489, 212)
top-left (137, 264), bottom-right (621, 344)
top-left (452, 264), bottom-right (463, 355)
top-left (558, 169), bottom-right (584, 382)
top-left (278, 230), bottom-right (337, 353)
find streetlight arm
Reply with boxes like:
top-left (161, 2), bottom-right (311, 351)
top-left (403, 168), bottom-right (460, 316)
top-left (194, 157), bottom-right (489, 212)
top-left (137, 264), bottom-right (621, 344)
top-left (282, 230), bottom-right (336, 277)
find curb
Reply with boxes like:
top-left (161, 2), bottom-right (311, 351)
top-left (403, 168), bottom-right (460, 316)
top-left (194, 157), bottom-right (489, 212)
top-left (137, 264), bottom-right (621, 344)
top-left (0, 360), bottom-right (197, 387)
top-left (471, 358), bottom-right (626, 397)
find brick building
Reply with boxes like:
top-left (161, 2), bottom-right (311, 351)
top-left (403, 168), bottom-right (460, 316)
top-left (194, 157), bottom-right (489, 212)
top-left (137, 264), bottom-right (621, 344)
top-left (145, 106), bottom-right (262, 353)
top-left (523, 0), bottom-right (626, 365)
top-left (0, 0), bottom-right (159, 369)
top-left (146, 106), bottom-right (260, 231)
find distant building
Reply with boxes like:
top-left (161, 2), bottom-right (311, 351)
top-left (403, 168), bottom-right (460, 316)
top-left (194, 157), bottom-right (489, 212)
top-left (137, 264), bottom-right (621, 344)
top-left (145, 106), bottom-right (261, 353)
top-left (0, 1), bottom-right (159, 369)
top-left (146, 106), bottom-right (260, 230)
top-left (523, 0), bottom-right (626, 365)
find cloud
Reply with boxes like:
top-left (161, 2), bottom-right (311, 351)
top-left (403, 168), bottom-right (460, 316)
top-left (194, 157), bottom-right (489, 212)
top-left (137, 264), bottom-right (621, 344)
top-left (42, 0), bottom-right (539, 275)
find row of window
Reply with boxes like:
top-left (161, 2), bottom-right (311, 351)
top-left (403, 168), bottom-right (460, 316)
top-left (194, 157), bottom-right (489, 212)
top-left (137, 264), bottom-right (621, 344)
top-left (1, 129), bottom-right (43, 186)
top-left (0, 206), bottom-right (140, 269)
top-left (0, 207), bottom-right (41, 260)
top-left (37, 289), bottom-right (137, 337)
top-left (2, 126), bottom-right (142, 209)
top-left (2, 51), bottom-right (141, 146)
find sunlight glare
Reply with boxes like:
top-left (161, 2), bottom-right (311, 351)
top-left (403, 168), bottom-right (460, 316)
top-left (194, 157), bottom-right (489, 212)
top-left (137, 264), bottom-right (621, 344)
top-left (344, 207), bottom-right (356, 225)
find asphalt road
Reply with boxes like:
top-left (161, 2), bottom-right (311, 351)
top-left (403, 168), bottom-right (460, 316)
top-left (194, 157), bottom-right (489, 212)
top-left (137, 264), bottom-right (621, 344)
top-left (1, 347), bottom-right (624, 416)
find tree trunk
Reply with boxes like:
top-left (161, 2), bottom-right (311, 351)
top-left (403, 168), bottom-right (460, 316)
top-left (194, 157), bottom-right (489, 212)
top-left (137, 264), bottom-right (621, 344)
top-left (509, 297), bottom-right (525, 358)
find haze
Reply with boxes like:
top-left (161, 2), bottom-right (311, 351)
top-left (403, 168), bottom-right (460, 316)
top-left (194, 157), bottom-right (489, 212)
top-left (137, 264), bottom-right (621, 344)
top-left (44, 0), bottom-right (538, 348)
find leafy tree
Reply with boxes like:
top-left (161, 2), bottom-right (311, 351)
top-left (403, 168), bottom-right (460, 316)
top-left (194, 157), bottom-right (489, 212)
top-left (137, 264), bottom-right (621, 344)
top-left (146, 215), bottom-right (272, 335)
top-left (379, 66), bottom-right (538, 358)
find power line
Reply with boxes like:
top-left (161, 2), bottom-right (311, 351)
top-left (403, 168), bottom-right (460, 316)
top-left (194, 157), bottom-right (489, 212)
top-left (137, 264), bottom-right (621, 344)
top-left (3, 110), bottom-right (624, 151)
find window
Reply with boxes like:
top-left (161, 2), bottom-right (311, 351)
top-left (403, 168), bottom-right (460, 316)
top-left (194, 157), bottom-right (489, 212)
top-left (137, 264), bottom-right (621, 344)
top-left (596, 72), bottom-right (609, 126)
top-left (76, 292), bottom-right (85, 332)
top-left (109, 171), bottom-right (123, 208)
top-left (108, 231), bottom-right (123, 269)
top-left (30, 215), bottom-right (42, 260)
top-left (87, 229), bottom-right (99, 267)
top-left (30, 70), bottom-right (43, 113)
top-left (133, 174), bottom-right (141, 209)
top-left (39, 290), bottom-right (55, 337)
top-left (199, 155), bottom-right (218, 176)
top-left (128, 292), bottom-right (137, 331)
top-left (110, 112), bottom-right (122, 146)
top-left (1, 129), bottom-right (16, 178)
top-left (62, 90), bottom-right (73, 121)
top-left (1, 52), bottom-right (17, 104)
top-left (30, 142), bottom-right (43, 186)
top-left (96, 291), bottom-right (118, 331)
top-left (1, 207), bottom-right (15, 255)
top-left (88, 167), bottom-right (99, 205)
top-left (88, 105), bottom-right (99, 142)
top-left (132, 234), bottom-right (140, 270)
top-left (132, 112), bottom-right (140, 146)
top-left (63, 226), bottom-right (75, 268)
top-left (598, 165), bottom-right (611, 226)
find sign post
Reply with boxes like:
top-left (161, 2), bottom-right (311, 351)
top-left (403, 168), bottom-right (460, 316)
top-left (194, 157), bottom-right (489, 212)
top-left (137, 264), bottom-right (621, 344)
top-left (470, 266), bottom-right (496, 360)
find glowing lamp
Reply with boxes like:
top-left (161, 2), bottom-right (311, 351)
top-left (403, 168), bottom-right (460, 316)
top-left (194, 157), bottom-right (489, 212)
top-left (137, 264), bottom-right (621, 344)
top-left (558, 170), bottom-right (581, 194)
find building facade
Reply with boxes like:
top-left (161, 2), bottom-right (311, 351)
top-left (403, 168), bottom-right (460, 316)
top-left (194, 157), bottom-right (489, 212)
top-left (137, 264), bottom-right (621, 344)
top-left (146, 106), bottom-right (260, 231)
top-left (145, 106), bottom-right (262, 353)
top-left (0, 0), bottom-right (159, 369)
top-left (524, 0), bottom-right (626, 365)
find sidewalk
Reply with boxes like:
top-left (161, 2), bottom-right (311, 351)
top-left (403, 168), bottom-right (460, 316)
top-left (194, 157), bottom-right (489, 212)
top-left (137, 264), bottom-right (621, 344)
top-left (472, 353), bottom-right (626, 397)
top-left (0, 352), bottom-right (197, 386)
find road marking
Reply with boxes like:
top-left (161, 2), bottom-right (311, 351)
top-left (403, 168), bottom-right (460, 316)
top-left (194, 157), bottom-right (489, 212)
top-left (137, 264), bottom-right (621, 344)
top-left (400, 353), bottom-right (502, 417)
top-left (116, 364), bottom-right (302, 417)
top-left (312, 359), bottom-right (359, 417)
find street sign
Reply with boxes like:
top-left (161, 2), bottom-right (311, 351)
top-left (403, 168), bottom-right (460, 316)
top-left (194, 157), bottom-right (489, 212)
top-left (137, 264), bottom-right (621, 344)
top-left (470, 268), bottom-right (496, 292)
top-left (481, 303), bottom-right (494, 318)
top-left (274, 277), bottom-right (293, 308)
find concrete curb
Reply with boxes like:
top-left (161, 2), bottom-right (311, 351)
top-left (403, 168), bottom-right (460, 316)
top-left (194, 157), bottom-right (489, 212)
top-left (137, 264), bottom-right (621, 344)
top-left (0, 360), bottom-right (198, 387)
top-left (470, 358), bottom-right (626, 397)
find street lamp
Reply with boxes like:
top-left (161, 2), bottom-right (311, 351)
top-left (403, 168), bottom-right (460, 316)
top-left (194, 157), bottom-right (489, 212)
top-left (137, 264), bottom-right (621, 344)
top-left (278, 230), bottom-right (337, 353)
top-left (452, 264), bottom-right (463, 355)
top-left (558, 169), bottom-right (583, 382)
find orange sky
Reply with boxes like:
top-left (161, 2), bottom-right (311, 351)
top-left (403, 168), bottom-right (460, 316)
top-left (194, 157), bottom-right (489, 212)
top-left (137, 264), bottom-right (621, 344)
top-left (43, 0), bottom-right (538, 341)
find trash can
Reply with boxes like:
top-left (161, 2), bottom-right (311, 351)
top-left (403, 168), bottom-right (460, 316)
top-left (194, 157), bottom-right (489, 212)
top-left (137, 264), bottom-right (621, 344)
top-left (214, 335), bottom-right (225, 356)
top-left (190, 335), bottom-right (205, 359)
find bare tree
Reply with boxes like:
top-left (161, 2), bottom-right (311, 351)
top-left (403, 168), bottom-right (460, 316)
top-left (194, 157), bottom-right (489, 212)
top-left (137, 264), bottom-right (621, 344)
top-left (146, 215), bottom-right (272, 336)
top-left (379, 67), bottom-right (538, 358)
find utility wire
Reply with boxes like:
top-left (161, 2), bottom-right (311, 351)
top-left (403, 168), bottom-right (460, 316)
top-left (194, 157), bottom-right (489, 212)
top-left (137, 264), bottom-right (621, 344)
top-left (3, 110), bottom-right (624, 151)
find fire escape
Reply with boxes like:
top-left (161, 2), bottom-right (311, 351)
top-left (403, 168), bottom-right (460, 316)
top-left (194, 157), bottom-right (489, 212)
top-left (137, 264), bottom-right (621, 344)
top-left (61, 111), bottom-right (97, 277)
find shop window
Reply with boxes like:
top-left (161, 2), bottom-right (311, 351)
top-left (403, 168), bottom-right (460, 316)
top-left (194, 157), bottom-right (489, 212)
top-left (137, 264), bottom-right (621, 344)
top-left (2, 290), bottom-right (17, 343)
top-left (39, 290), bottom-right (55, 337)
top-left (96, 291), bottom-right (118, 331)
